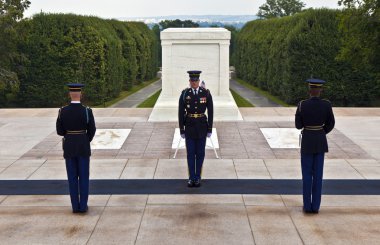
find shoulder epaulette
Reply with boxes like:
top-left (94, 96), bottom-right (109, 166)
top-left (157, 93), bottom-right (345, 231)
top-left (298, 100), bottom-right (305, 112)
top-left (322, 99), bottom-right (331, 103)
top-left (182, 89), bottom-right (188, 103)
top-left (58, 105), bottom-right (68, 118)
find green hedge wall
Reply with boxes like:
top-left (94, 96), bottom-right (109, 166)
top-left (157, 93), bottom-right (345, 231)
top-left (16, 13), bottom-right (158, 107)
top-left (235, 9), bottom-right (378, 106)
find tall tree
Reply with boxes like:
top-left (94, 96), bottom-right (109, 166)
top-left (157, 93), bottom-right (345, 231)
top-left (0, 0), bottom-right (30, 106)
top-left (257, 0), bottom-right (305, 19)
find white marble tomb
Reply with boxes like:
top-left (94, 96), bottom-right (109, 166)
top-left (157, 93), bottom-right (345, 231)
top-left (149, 28), bottom-right (242, 122)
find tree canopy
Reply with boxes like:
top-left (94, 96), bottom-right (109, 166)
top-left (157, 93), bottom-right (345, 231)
top-left (257, 0), bottom-right (305, 19)
top-left (0, 0), bottom-right (31, 106)
top-left (159, 19), bottom-right (199, 29)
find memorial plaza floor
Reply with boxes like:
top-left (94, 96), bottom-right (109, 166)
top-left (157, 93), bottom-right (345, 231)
top-left (0, 107), bottom-right (379, 244)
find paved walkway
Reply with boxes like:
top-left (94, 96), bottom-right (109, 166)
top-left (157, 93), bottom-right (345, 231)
top-left (110, 79), bottom-right (278, 108)
top-left (230, 79), bottom-right (280, 107)
top-left (0, 108), bottom-right (380, 244)
top-left (111, 79), bottom-right (161, 108)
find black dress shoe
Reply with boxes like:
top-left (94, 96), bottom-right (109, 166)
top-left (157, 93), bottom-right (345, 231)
top-left (78, 206), bottom-right (88, 213)
top-left (187, 179), bottom-right (194, 188)
top-left (193, 179), bottom-right (201, 188)
top-left (312, 210), bottom-right (319, 214)
top-left (303, 208), bottom-right (313, 214)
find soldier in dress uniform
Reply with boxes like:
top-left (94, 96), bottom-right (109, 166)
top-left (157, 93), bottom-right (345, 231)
top-left (178, 70), bottom-right (213, 187)
top-left (56, 83), bottom-right (96, 213)
top-left (295, 78), bottom-right (335, 214)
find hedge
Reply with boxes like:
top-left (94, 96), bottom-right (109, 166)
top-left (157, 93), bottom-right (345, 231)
top-left (235, 9), bottom-right (378, 106)
top-left (16, 13), bottom-right (158, 107)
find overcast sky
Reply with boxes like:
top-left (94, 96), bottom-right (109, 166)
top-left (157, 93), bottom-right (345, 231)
top-left (25, 0), bottom-right (341, 19)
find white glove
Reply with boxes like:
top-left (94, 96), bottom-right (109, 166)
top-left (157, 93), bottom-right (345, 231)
top-left (181, 134), bottom-right (185, 139)
top-left (207, 133), bottom-right (212, 138)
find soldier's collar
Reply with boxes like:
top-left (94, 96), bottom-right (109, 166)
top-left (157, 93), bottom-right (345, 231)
top-left (71, 101), bottom-right (81, 104)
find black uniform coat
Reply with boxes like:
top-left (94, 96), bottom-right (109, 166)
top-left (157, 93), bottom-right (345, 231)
top-left (178, 87), bottom-right (213, 139)
top-left (295, 97), bottom-right (335, 154)
top-left (56, 103), bottom-right (96, 159)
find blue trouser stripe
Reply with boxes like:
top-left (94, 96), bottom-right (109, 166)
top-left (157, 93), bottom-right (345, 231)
top-left (301, 152), bottom-right (325, 211)
top-left (65, 156), bottom-right (90, 212)
top-left (185, 137), bottom-right (206, 180)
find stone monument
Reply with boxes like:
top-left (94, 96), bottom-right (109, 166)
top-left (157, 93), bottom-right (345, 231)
top-left (148, 28), bottom-right (242, 121)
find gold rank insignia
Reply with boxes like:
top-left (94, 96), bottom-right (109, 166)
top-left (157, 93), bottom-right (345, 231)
top-left (200, 97), bottom-right (207, 103)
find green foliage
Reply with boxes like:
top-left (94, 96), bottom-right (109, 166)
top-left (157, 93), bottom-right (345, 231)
top-left (152, 24), bottom-right (162, 67)
top-left (137, 89), bottom-right (161, 108)
top-left (257, 0), bottom-right (305, 19)
top-left (159, 19), bottom-right (199, 29)
top-left (0, 0), bottom-right (30, 107)
top-left (230, 89), bottom-right (254, 107)
top-left (224, 25), bottom-right (239, 66)
top-left (95, 77), bottom-right (159, 108)
top-left (337, 0), bottom-right (380, 102)
top-left (235, 79), bottom-right (290, 106)
top-left (236, 8), bottom-right (377, 106)
top-left (13, 13), bottom-right (158, 107)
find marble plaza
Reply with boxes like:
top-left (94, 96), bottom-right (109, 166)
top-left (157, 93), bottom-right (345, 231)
top-left (0, 107), bottom-right (380, 244)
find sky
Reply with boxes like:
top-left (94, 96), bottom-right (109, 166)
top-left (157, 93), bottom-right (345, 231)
top-left (24, 0), bottom-right (341, 19)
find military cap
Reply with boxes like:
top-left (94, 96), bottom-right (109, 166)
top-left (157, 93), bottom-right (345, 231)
top-left (67, 83), bottom-right (84, 92)
top-left (187, 70), bottom-right (202, 81)
top-left (306, 78), bottom-right (325, 88)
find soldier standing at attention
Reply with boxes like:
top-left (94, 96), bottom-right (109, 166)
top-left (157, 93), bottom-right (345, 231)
top-left (295, 79), bottom-right (335, 214)
top-left (56, 84), bottom-right (96, 213)
top-left (178, 71), bottom-right (213, 188)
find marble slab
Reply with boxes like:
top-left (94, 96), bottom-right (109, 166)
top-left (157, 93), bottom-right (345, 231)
top-left (172, 128), bottom-right (219, 149)
top-left (91, 129), bottom-right (131, 150)
top-left (260, 128), bottom-right (301, 149)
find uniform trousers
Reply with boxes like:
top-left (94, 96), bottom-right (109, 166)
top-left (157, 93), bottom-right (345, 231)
top-left (301, 152), bottom-right (325, 212)
top-left (65, 156), bottom-right (90, 212)
top-left (185, 137), bottom-right (206, 181)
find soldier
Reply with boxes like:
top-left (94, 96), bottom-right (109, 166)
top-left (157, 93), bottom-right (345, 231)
top-left (295, 78), bottom-right (335, 214)
top-left (178, 70), bottom-right (213, 188)
top-left (56, 83), bottom-right (96, 213)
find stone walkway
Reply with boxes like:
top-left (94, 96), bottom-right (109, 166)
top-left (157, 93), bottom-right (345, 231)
top-left (0, 108), bottom-right (380, 244)
top-left (230, 79), bottom-right (280, 107)
top-left (109, 79), bottom-right (279, 109)
top-left (111, 79), bottom-right (162, 108)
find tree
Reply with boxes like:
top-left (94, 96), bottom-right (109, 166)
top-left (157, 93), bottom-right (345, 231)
top-left (159, 19), bottom-right (199, 30)
top-left (152, 24), bottom-right (162, 67)
top-left (257, 0), bottom-right (305, 19)
top-left (0, 0), bottom-right (31, 106)
top-left (337, 0), bottom-right (380, 104)
top-left (337, 0), bottom-right (379, 68)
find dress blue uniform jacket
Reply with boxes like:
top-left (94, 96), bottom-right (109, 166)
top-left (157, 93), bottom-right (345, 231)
top-left (178, 87), bottom-right (213, 139)
top-left (56, 103), bottom-right (96, 158)
top-left (295, 97), bottom-right (335, 153)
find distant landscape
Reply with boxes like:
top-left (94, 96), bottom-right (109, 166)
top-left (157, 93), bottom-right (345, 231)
top-left (118, 15), bottom-right (258, 28)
